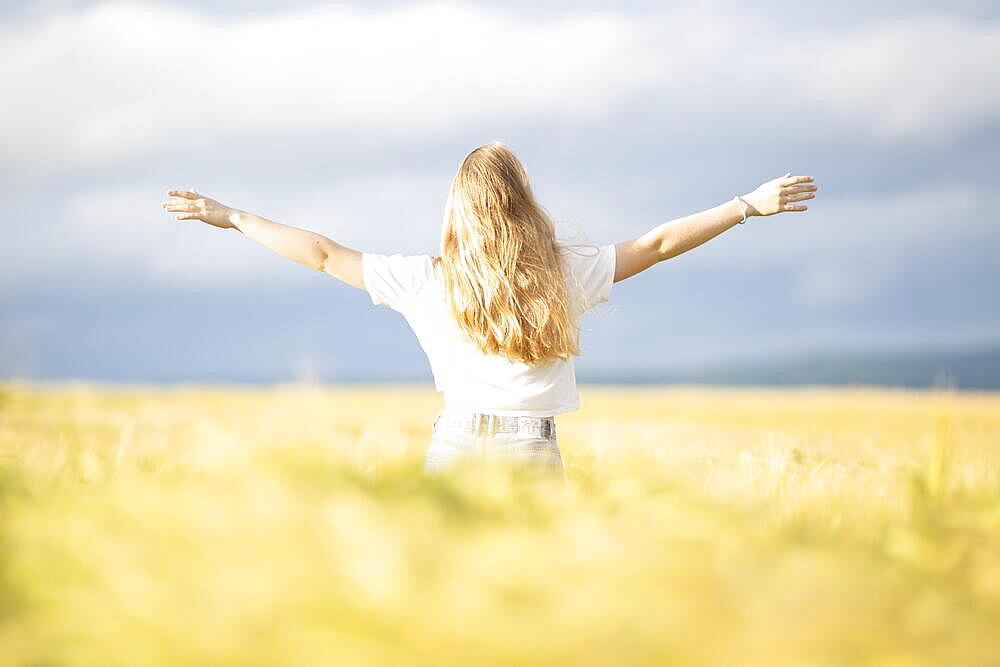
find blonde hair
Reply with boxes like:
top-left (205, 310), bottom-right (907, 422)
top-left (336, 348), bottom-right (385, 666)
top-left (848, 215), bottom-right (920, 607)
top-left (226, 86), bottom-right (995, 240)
top-left (435, 141), bottom-right (580, 365)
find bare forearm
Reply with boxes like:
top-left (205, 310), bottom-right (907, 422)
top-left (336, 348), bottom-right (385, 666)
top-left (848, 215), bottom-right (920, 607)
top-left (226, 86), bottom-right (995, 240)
top-left (228, 209), bottom-right (336, 272)
top-left (613, 197), bottom-right (748, 282)
top-left (612, 173), bottom-right (816, 283)
top-left (161, 188), bottom-right (365, 289)
top-left (641, 197), bottom-right (748, 262)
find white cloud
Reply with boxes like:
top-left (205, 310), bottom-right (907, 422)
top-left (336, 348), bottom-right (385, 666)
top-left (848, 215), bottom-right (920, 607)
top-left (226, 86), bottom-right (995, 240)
top-left (0, 2), bottom-right (647, 173)
top-left (2, 3), bottom-right (998, 179)
top-left (796, 16), bottom-right (1000, 141)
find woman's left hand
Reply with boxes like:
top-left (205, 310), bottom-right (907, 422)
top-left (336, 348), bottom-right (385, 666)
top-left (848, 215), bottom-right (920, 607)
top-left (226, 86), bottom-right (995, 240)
top-left (161, 188), bottom-right (236, 229)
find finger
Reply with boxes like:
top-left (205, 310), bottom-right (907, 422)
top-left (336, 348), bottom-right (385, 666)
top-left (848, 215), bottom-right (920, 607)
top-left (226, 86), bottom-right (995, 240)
top-left (782, 204), bottom-right (808, 212)
top-left (785, 193), bottom-right (814, 202)
top-left (163, 202), bottom-right (197, 212)
top-left (166, 189), bottom-right (199, 200)
top-left (780, 175), bottom-right (814, 186)
top-left (176, 213), bottom-right (199, 220)
top-left (784, 184), bottom-right (817, 194)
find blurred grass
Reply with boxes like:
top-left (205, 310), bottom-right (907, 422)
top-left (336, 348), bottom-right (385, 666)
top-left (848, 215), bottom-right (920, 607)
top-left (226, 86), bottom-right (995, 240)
top-left (1, 382), bottom-right (999, 666)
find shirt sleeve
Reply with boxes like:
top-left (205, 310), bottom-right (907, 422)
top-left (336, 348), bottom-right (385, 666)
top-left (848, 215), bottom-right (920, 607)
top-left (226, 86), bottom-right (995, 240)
top-left (560, 243), bottom-right (617, 315)
top-left (361, 253), bottom-right (433, 313)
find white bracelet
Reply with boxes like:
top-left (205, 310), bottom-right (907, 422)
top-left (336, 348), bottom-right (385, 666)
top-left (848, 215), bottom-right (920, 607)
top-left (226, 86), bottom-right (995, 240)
top-left (733, 195), bottom-right (749, 224)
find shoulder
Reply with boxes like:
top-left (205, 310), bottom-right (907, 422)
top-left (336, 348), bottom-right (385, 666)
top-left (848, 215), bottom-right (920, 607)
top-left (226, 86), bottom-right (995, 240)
top-left (361, 253), bottom-right (439, 309)
top-left (362, 252), bottom-right (434, 270)
top-left (558, 242), bottom-right (608, 261)
top-left (558, 243), bottom-right (616, 277)
top-left (362, 252), bottom-right (437, 281)
top-left (556, 242), bottom-right (617, 313)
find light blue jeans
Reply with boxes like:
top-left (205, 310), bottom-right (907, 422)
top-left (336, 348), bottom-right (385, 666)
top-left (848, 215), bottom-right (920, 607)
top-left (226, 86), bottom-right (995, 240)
top-left (424, 408), bottom-right (565, 478)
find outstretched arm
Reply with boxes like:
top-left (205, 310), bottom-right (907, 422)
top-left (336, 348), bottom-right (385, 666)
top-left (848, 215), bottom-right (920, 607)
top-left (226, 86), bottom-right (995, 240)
top-left (613, 173), bottom-right (817, 283)
top-left (161, 189), bottom-right (364, 290)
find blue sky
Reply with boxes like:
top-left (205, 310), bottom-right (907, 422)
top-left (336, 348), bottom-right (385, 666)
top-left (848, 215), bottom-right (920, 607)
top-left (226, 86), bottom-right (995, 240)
top-left (1, 0), bottom-right (998, 382)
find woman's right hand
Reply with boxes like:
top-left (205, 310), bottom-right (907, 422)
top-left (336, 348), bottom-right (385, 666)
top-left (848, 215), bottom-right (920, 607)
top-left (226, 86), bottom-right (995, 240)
top-left (161, 188), bottom-right (237, 229)
top-left (741, 173), bottom-right (817, 217)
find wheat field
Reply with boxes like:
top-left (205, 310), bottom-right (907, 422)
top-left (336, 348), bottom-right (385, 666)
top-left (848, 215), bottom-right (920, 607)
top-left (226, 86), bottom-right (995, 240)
top-left (0, 382), bottom-right (998, 666)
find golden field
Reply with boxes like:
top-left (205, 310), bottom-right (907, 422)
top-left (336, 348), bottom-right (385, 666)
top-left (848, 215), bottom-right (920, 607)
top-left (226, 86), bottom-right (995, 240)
top-left (0, 383), bottom-right (998, 666)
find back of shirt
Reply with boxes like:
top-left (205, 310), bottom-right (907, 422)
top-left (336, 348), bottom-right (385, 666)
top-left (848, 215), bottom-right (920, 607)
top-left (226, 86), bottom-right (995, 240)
top-left (361, 243), bottom-right (616, 417)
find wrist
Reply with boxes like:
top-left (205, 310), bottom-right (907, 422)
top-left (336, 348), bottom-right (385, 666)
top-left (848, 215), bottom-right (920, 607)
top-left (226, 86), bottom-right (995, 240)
top-left (738, 194), bottom-right (758, 218)
top-left (226, 208), bottom-right (246, 231)
top-left (731, 195), bottom-right (749, 225)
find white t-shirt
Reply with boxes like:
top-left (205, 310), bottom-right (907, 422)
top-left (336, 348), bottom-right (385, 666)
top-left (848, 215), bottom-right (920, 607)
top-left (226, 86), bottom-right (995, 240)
top-left (361, 243), bottom-right (616, 417)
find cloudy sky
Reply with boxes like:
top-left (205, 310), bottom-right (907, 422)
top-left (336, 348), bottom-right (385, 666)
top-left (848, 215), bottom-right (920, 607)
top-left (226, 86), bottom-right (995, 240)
top-left (1, 0), bottom-right (998, 383)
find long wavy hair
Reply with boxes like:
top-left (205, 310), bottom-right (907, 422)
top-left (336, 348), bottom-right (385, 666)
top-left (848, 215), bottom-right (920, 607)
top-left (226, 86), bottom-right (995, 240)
top-left (434, 141), bottom-right (580, 365)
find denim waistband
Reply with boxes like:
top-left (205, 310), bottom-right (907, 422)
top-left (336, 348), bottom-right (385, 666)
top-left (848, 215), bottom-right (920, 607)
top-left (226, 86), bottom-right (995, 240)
top-left (434, 409), bottom-right (556, 439)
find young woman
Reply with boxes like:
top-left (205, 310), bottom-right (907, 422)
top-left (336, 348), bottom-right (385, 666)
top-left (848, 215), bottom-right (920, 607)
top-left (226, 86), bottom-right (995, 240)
top-left (162, 141), bottom-right (816, 478)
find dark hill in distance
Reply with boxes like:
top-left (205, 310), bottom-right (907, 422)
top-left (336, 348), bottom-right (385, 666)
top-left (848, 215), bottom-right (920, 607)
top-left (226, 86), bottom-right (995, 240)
top-left (579, 345), bottom-right (1000, 390)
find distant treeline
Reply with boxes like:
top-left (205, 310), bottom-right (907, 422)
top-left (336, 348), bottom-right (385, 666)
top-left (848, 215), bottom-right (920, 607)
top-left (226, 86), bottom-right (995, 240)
top-left (579, 346), bottom-right (1000, 390)
top-left (13, 346), bottom-right (999, 391)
